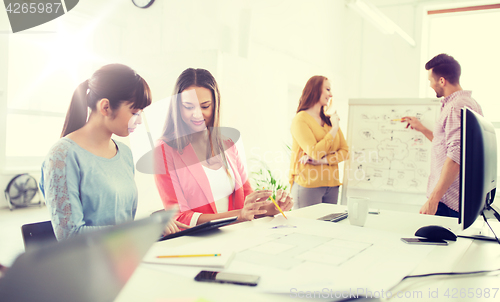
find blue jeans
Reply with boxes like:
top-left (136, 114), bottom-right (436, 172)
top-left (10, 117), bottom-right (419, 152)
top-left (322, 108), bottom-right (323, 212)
top-left (435, 202), bottom-right (459, 218)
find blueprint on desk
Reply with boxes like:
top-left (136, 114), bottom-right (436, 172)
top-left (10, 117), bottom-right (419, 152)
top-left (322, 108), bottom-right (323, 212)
top-left (199, 216), bottom-right (434, 293)
top-left (236, 232), bottom-right (372, 269)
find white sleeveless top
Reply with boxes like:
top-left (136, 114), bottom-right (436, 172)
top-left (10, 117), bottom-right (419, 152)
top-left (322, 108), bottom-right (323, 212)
top-left (189, 165), bottom-right (235, 227)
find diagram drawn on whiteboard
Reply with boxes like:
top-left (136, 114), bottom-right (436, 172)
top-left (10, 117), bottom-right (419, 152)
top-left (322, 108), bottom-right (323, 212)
top-left (346, 105), bottom-right (438, 193)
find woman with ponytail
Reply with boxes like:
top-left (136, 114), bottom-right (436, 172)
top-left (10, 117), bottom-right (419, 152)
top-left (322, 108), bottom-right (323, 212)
top-left (41, 64), bottom-right (184, 240)
top-left (289, 76), bottom-right (349, 208)
top-left (154, 68), bottom-right (293, 226)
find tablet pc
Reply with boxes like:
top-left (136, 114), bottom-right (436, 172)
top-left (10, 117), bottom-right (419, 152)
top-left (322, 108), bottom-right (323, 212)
top-left (159, 216), bottom-right (238, 241)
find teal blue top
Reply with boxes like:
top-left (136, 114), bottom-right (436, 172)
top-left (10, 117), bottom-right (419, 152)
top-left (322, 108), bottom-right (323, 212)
top-left (40, 138), bottom-right (138, 240)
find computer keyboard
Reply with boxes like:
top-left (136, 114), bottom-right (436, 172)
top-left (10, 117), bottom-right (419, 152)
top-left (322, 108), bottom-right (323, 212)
top-left (317, 212), bottom-right (348, 223)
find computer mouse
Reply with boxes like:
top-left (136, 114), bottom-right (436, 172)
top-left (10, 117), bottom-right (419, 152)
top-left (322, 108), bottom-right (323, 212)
top-left (415, 225), bottom-right (457, 241)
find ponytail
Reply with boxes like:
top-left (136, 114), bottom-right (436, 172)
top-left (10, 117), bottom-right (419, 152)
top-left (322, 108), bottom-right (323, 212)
top-left (61, 80), bottom-right (89, 137)
top-left (60, 64), bottom-right (152, 138)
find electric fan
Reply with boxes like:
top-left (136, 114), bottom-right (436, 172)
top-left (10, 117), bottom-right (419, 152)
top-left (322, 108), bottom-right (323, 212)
top-left (4, 174), bottom-right (42, 211)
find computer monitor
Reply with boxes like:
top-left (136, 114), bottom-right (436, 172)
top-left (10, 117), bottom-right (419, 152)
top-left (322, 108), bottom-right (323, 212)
top-left (459, 107), bottom-right (497, 230)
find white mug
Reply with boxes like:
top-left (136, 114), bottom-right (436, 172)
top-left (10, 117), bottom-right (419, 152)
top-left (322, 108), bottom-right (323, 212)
top-left (348, 196), bottom-right (369, 227)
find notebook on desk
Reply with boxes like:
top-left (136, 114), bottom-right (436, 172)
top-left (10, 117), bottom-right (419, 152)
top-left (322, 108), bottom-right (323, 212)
top-left (0, 210), bottom-right (174, 302)
top-left (159, 216), bottom-right (238, 241)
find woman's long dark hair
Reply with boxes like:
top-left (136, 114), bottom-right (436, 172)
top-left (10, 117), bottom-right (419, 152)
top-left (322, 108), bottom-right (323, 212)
top-left (161, 68), bottom-right (229, 170)
top-left (61, 64), bottom-right (152, 137)
top-left (296, 75), bottom-right (331, 127)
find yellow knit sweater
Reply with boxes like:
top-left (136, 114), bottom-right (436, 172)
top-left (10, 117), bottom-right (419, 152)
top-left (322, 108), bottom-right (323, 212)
top-left (289, 111), bottom-right (349, 188)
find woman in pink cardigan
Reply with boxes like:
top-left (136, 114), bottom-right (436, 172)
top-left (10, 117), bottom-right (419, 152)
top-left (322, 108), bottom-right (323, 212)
top-left (154, 68), bottom-right (293, 226)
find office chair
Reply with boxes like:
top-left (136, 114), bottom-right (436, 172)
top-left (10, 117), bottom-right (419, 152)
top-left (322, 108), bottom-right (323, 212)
top-left (21, 220), bottom-right (57, 252)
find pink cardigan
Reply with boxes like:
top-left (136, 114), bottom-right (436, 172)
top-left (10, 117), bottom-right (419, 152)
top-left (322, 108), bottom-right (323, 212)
top-left (154, 139), bottom-right (253, 225)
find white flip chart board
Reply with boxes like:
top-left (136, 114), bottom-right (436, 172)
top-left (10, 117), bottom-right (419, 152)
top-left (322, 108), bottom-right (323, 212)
top-left (341, 98), bottom-right (441, 206)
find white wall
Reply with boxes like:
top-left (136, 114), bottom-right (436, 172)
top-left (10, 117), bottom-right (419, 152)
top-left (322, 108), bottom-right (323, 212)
top-left (0, 0), bottom-right (364, 214)
top-left (2, 0), bottom-right (483, 213)
top-left (355, 0), bottom-right (496, 99)
top-left (342, 0), bottom-right (499, 211)
top-left (0, 9), bottom-right (15, 208)
top-left (351, 1), bottom-right (421, 98)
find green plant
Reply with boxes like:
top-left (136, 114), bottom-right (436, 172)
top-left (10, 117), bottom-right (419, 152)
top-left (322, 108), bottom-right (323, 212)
top-left (249, 142), bottom-right (291, 201)
top-left (250, 161), bottom-right (288, 201)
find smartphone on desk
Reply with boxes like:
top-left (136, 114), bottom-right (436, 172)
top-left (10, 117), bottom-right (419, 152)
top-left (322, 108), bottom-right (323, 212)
top-left (401, 238), bottom-right (448, 245)
top-left (194, 270), bottom-right (260, 286)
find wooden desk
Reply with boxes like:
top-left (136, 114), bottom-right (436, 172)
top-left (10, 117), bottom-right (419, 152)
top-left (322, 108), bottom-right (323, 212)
top-left (115, 204), bottom-right (500, 302)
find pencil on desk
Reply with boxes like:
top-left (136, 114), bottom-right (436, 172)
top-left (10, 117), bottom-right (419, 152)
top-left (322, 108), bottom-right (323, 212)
top-left (156, 254), bottom-right (221, 258)
top-left (391, 118), bottom-right (406, 122)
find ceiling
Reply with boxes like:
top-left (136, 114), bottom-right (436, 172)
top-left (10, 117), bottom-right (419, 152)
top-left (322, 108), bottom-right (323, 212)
top-left (370, 0), bottom-right (492, 8)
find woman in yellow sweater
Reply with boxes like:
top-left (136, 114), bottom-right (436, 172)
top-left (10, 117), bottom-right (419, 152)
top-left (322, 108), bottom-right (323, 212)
top-left (289, 76), bottom-right (349, 208)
